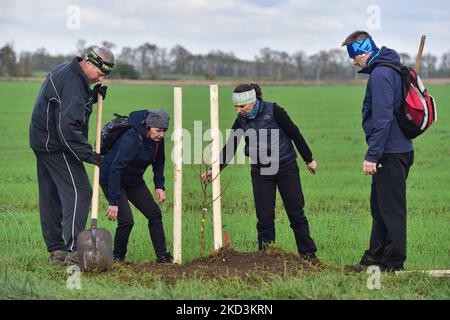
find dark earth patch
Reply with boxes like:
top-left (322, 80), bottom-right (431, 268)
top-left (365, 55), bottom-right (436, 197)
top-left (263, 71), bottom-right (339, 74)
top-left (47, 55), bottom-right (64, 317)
top-left (104, 247), bottom-right (329, 286)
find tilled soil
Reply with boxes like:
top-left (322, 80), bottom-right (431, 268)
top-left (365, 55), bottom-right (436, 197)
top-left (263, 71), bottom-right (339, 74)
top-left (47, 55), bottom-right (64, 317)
top-left (109, 247), bottom-right (327, 285)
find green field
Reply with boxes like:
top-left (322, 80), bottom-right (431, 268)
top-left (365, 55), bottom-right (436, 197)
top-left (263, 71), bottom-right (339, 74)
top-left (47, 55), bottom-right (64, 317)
top-left (0, 81), bottom-right (449, 299)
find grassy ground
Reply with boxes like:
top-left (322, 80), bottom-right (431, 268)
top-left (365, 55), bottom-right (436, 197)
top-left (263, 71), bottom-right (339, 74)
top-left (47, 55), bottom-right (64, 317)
top-left (0, 82), bottom-right (449, 299)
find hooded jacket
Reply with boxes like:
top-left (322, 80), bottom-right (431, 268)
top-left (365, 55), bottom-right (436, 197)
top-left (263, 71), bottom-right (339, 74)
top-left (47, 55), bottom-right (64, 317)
top-left (359, 47), bottom-right (413, 163)
top-left (29, 57), bottom-right (96, 162)
top-left (100, 110), bottom-right (165, 205)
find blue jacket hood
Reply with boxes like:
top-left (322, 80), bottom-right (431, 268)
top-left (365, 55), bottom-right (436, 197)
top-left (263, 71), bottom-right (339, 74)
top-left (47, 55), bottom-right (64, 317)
top-left (359, 47), bottom-right (401, 74)
top-left (128, 110), bottom-right (148, 137)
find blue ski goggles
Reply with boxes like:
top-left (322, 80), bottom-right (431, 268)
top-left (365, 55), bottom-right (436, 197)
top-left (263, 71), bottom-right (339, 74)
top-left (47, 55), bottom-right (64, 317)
top-left (346, 37), bottom-right (378, 58)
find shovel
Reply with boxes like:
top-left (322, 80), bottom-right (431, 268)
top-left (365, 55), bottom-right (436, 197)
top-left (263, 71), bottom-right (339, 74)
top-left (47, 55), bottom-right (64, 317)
top-left (78, 92), bottom-right (113, 272)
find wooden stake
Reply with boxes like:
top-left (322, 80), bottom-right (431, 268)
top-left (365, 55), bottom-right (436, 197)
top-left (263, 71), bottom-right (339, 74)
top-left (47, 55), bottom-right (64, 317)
top-left (210, 84), bottom-right (223, 250)
top-left (395, 269), bottom-right (450, 278)
top-left (415, 35), bottom-right (426, 74)
top-left (173, 87), bottom-right (183, 264)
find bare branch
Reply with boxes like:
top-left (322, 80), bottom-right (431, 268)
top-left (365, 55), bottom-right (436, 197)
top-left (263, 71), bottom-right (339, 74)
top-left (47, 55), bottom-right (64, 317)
top-left (203, 174), bottom-right (233, 208)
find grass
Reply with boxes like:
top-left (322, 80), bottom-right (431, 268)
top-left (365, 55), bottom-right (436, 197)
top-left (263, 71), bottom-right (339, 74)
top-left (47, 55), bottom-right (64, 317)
top-left (0, 81), bottom-right (449, 299)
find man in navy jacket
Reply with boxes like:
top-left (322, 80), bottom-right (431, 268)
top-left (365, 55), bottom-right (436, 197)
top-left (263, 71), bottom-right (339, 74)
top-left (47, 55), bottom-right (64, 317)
top-left (342, 31), bottom-right (414, 272)
top-left (29, 47), bottom-right (114, 266)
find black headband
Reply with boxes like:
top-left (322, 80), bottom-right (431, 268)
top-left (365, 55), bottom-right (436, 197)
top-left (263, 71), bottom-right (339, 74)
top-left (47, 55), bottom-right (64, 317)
top-left (86, 50), bottom-right (114, 75)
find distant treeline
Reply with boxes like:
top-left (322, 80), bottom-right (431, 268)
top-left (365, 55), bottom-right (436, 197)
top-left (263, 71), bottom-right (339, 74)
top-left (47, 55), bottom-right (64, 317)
top-left (1, 40), bottom-right (450, 80)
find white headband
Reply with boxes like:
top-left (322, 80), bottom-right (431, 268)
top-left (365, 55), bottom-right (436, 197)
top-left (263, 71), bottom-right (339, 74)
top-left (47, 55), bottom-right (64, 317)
top-left (232, 89), bottom-right (256, 106)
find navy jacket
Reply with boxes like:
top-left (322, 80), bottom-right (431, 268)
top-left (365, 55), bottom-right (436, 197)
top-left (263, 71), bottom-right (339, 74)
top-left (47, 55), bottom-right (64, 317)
top-left (100, 110), bottom-right (165, 205)
top-left (359, 47), bottom-right (413, 163)
top-left (29, 57), bottom-right (95, 161)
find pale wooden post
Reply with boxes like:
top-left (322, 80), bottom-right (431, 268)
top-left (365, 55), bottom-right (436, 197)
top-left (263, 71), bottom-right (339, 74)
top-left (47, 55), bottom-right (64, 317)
top-left (210, 84), bottom-right (223, 250)
top-left (173, 87), bottom-right (183, 263)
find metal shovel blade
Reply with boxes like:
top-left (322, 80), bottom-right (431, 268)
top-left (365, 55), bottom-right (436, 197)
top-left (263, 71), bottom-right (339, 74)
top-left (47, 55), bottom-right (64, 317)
top-left (78, 227), bottom-right (113, 272)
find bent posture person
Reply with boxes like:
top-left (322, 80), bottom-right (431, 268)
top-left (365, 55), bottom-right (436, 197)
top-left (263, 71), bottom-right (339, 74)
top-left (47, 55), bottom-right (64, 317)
top-left (202, 84), bottom-right (319, 264)
top-left (342, 31), bottom-right (414, 272)
top-left (29, 47), bottom-right (114, 266)
top-left (100, 109), bottom-right (172, 263)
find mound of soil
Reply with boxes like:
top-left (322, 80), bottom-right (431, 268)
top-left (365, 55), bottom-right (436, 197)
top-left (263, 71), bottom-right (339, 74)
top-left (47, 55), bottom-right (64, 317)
top-left (112, 247), bottom-right (327, 285)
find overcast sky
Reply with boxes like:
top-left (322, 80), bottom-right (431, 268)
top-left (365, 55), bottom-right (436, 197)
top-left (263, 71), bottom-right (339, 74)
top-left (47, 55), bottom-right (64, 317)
top-left (1, 0), bottom-right (449, 60)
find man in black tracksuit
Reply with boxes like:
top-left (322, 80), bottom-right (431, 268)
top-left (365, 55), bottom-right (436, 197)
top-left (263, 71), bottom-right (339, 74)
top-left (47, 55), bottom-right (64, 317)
top-left (29, 48), bottom-right (114, 266)
top-left (202, 84), bottom-right (319, 263)
top-left (343, 31), bottom-right (414, 272)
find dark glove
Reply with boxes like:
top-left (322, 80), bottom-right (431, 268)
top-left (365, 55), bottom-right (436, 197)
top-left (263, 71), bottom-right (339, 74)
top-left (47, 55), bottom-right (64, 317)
top-left (85, 152), bottom-right (102, 167)
top-left (92, 84), bottom-right (108, 103)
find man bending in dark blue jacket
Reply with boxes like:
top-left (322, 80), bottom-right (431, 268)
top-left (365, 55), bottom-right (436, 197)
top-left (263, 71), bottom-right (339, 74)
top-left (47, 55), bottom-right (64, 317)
top-left (100, 109), bottom-right (172, 263)
top-left (342, 31), bottom-right (414, 272)
top-left (29, 47), bottom-right (114, 266)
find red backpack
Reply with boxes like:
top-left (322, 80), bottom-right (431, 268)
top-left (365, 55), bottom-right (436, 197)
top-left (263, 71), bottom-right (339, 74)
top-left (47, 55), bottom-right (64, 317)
top-left (377, 63), bottom-right (437, 139)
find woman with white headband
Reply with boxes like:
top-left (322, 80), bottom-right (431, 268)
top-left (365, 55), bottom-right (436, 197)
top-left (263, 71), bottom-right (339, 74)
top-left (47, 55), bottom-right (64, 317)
top-left (202, 83), bottom-right (319, 265)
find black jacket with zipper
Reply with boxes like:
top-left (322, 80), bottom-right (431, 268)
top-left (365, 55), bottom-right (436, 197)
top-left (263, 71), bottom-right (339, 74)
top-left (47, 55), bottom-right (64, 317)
top-left (29, 57), bottom-right (96, 162)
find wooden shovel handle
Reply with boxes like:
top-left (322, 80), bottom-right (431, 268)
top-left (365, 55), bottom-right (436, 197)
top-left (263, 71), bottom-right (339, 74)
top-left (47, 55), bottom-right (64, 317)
top-left (91, 93), bottom-right (103, 221)
top-left (415, 35), bottom-right (426, 74)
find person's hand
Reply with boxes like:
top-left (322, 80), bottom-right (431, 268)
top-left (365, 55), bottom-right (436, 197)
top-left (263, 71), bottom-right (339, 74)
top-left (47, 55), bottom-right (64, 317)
top-left (86, 152), bottom-right (102, 167)
top-left (363, 160), bottom-right (377, 175)
top-left (92, 84), bottom-right (108, 103)
top-left (106, 205), bottom-right (118, 221)
top-left (201, 170), bottom-right (212, 183)
top-left (155, 188), bottom-right (166, 204)
top-left (306, 160), bottom-right (317, 175)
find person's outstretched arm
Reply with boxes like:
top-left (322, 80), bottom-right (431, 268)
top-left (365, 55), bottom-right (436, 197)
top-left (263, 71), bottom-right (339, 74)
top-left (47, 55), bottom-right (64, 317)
top-left (273, 103), bottom-right (317, 174)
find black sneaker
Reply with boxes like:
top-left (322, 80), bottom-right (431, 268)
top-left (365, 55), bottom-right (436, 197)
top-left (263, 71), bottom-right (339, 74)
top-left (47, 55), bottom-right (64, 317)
top-left (300, 253), bottom-right (322, 267)
top-left (345, 263), bottom-right (372, 273)
top-left (156, 252), bottom-right (173, 263)
top-left (64, 251), bottom-right (79, 267)
top-left (49, 250), bottom-right (67, 266)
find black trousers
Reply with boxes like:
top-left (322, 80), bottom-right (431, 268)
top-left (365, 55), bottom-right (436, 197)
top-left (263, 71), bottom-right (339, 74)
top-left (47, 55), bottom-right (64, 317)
top-left (34, 151), bottom-right (92, 253)
top-left (250, 161), bottom-right (317, 256)
top-left (100, 180), bottom-right (167, 260)
top-left (360, 152), bottom-right (414, 270)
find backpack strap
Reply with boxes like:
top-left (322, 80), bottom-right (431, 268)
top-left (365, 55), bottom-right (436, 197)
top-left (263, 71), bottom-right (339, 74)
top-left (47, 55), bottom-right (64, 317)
top-left (373, 62), bottom-right (403, 74)
top-left (372, 62), bottom-right (411, 118)
top-left (373, 62), bottom-right (410, 98)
